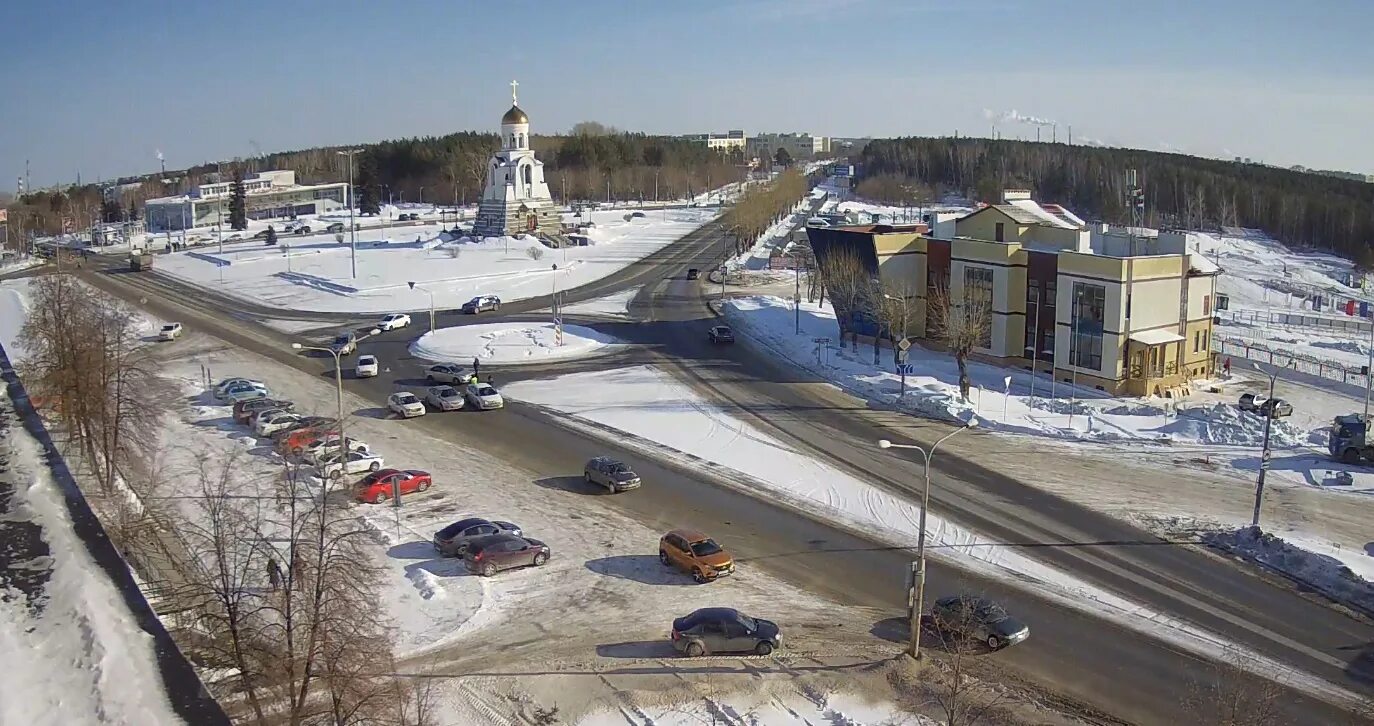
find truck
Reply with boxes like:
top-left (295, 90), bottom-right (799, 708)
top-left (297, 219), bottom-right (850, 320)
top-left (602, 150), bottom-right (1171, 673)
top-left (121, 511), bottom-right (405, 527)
top-left (1328, 414), bottom-right (1373, 463)
top-left (129, 252), bottom-right (154, 272)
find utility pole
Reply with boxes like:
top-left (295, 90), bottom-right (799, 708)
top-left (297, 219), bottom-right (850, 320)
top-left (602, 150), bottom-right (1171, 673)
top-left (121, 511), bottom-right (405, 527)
top-left (794, 263), bottom-right (801, 334)
top-left (1252, 364), bottom-right (1278, 527)
top-left (337, 148), bottom-right (363, 278)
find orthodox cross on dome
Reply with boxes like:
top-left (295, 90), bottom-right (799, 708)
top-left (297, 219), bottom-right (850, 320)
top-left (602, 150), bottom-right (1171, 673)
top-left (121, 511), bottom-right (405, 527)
top-left (510, 79), bottom-right (519, 106)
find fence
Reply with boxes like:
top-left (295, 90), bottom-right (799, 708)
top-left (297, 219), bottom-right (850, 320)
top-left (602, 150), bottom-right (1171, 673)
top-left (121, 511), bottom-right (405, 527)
top-left (1219, 309), bottom-right (1372, 336)
top-left (1216, 335), bottom-right (1369, 386)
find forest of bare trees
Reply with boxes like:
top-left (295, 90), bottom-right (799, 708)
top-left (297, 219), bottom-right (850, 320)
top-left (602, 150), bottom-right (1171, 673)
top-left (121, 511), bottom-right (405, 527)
top-left (858, 137), bottom-right (1374, 265)
top-left (720, 169), bottom-right (808, 257)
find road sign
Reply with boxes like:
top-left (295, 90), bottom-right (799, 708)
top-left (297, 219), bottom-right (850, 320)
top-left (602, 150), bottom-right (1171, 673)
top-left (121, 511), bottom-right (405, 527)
top-left (812, 337), bottom-right (831, 344)
top-left (897, 348), bottom-right (908, 363)
top-left (897, 364), bottom-right (917, 375)
top-left (897, 337), bottom-right (912, 352)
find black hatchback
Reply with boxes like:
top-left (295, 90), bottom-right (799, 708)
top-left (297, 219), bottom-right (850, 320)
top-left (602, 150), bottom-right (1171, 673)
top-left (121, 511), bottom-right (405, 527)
top-left (686, 268), bottom-right (700, 280)
top-left (671, 607), bottom-right (781, 657)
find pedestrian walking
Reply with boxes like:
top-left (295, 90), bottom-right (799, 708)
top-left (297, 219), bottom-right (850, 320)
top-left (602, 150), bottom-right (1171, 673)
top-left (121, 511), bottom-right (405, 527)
top-left (266, 557), bottom-right (282, 590)
top-left (290, 554), bottom-right (304, 590)
top-left (486, 374), bottom-right (494, 386)
top-left (472, 357), bottom-right (480, 376)
top-left (1223, 357), bottom-right (1231, 377)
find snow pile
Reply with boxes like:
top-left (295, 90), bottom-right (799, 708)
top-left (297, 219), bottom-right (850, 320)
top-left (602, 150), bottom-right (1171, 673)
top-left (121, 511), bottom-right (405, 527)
top-left (1157, 403), bottom-right (1308, 448)
top-left (0, 279), bottom-right (31, 358)
top-left (574, 691), bottom-right (934, 726)
top-left (0, 389), bottom-right (186, 725)
top-left (1203, 526), bottom-right (1374, 616)
top-left (409, 322), bottom-right (622, 365)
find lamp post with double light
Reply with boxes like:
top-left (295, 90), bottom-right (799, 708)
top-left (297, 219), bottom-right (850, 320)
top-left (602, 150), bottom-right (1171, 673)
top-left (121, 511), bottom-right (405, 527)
top-left (290, 326), bottom-right (380, 483)
top-left (876, 419), bottom-right (978, 660)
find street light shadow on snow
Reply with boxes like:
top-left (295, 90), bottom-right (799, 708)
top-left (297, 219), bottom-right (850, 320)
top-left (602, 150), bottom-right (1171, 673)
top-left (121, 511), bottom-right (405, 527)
top-left (584, 555), bottom-right (696, 586)
top-left (595, 640), bottom-right (678, 659)
top-left (869, 616), bottom-right (995, 655)
top-left (351, 406), bottom-right (393, 420)
top-left (532, 475), bottom-right (608, 495)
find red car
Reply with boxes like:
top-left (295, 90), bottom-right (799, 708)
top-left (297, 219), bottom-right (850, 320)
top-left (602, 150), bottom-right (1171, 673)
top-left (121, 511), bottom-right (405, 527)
top-left (356, 469), bottom-right (432, 504)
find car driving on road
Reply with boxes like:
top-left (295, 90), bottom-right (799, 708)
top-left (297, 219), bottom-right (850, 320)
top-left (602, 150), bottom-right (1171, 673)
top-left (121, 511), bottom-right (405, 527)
top-left (356, 469), bottom-right (432, 504)
top-left (355, 355), bottom-right (379, 378)
top-left (424, 363), bottom-right (468, 384)
top-left (423, 385), bottom-right (463, 411)
top-left (378, 313), bottom-right (411, 331)
top-left (331, 332), bottom-right (358, 356)
top-left (584, 456), bottom-right (641, 492)
top-left (659, 529), bottom-right (735, 583)
top-left (462, 533), bottom-right (550, 576)
top-left (671, 608), bottom-right (780, 657)
top-left (387, 392), bottom-right (426, 418)
top-left (461, 295), bottom-right (501, 314)
top-left (707, 325), bottom-right (734, 344)
top-left (930, 595), bottom-right (1029, 650)
top-left (464, 382), bottom-right (503, 410)
top-left (158, 322), bottom-right (183, 341)
top-left (433, 517), bottom-right (523, 557)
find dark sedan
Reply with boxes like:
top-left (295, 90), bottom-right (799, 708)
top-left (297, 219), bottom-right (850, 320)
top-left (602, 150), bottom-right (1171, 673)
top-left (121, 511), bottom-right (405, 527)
top-left (707, 325), bottom-right (735, 344)
top-left (931, 595), bottom-right (1029, 650)
top-left (671, 607), bottom-right (781, 657)
top-left (433, 517), bottom-right (522, 557)
top-left (462, 534), bottom-right (550, 576)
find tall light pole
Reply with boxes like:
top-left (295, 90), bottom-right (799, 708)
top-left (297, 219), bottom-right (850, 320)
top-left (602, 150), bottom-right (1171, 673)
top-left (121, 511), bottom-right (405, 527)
top-left (1251, 363), bottom-right (1278, 528)
top-left (291, 327), bottom-right (380, 481)
top-left (409, 281), bottom-right (436, 332)
top-left (876, 420), bottom-right (978, 661)
top-left (1363, 318), bottom-right (1373, 423)
top-left (552, 263), bottom-right (563, 347)
top-left (336, 148), bottom-right (363, 279)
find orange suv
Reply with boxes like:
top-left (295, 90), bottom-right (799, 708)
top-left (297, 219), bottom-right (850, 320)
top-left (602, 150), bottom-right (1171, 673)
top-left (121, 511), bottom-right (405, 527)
top-left (659, 529), bottom-right (734, 583)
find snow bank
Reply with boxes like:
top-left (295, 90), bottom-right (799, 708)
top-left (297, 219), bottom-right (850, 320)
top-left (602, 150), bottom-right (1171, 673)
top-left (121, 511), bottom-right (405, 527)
top-left (574, 691), bottom-right (934, 726)
top-left (1203, 526), bottom-right (1374, 616)
top-left (409, 323), bottom-right (623, 365)
top-left (0, 279), bottom-right (31, 359)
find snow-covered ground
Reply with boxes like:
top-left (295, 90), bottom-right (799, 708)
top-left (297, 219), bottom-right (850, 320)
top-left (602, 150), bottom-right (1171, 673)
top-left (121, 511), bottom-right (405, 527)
top-left (0, 388), bottom-right (185, 725)
top-left (548, 285), bottom-right (640, 319)
top-left (574, 690), bottom-right (935, 726)
top-left (0, 278), bottom-right (31, 357)
top-left (409, 322), bottom-right (623, 365)
top-left (153, 207), bottom-right (716, 314)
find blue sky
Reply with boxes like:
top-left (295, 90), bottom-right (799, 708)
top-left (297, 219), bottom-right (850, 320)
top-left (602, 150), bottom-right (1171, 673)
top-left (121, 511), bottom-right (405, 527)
top-left (3, 0), bottom-right (1371, 189)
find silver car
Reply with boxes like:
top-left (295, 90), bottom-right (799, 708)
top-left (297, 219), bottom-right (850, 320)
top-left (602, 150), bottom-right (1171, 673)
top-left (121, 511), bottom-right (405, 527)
top-left (425, 385), bottom-right (465, 411)
top-left (424, 363), bottom-right (468, 384)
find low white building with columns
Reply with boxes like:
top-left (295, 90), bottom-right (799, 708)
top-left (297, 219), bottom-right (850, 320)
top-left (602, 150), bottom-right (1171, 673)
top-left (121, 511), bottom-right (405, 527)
top-left (472, 81), bottom-right (561, 238)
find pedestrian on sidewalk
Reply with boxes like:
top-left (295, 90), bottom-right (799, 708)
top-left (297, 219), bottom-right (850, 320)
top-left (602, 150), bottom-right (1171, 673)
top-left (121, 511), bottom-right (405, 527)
top-left (266, 557), bottom-right (282, 591)
top-left (472, 357), bottom-right (480, 376)
top-left (1223, 357), bottom-right (1231, 377)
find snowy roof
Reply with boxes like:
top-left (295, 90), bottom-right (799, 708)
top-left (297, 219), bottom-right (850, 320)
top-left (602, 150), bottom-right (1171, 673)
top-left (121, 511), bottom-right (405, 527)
top-left (1003, 199), bottom-right (1082, 229)
top-left (1130, 329), bottom-right (1185, 345)
top-left (1188, 253), bottom-right (1220, 275)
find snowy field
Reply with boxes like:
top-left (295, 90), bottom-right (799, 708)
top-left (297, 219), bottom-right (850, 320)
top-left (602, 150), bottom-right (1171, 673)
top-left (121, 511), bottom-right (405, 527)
top-left (409, 322), bottom-right (623, 365)
top-left (0, 278), bottom-right (31, 356)
top-left (0, 389), bottom-right (183, 725)
top-left (153, 207), bottom-right (716, 314)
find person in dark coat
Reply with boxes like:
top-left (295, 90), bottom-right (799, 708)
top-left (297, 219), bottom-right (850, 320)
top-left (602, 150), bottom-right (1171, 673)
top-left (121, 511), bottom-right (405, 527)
top-left (472, 357), bottom-right (480, 376)
top-left (266, 557), bottom-right (282, 590)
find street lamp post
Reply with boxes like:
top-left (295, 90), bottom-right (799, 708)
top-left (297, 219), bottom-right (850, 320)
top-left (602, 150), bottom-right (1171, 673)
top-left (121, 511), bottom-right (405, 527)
top-left (1251, 363), bottom-right (1279, 528)
top-left (409, 281), bottom-right (436, 332)
top-left (291, 327), bottom-right (381, 486)
top-left (875, 420), bottom-right (978, 660)
top-left (552, 263), bottom-right (563, 347)
top-left (336, 149), bottom-right (363, 279)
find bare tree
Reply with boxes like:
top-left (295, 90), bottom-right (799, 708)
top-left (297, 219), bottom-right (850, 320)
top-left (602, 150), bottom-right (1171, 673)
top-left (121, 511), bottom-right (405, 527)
top-left (923, 605), bottom-right (1016, 726)
top-left (525, 245), bottom-right (545, 261)
top-left (1181, 649), bottom-right (1286, 726)
top-left (876, 279), bottom-right (921, 366)
top-left (926, 283), bottom-right (992, 401)
top-left (815, 247), bottom-right (872, 351)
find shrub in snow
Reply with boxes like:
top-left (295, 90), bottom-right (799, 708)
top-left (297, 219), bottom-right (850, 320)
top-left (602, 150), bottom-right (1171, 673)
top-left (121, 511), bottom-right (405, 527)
top-left (525, 245), bottom-right (545, 261)
top-left (447, 245), bottom-right (462, 259)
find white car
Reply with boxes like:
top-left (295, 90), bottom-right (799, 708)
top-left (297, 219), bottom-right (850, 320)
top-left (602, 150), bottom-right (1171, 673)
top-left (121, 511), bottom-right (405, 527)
top-left (255, 411), bottom-right (303, 437)
top-left (387, 392), bottom-right (426, 418)
top-left (378, 313), bottom-right (411, 331)
top-left (424, 363), bottom-right (468, 384)
top-left (316, 449), bottom-right (385, 480)
top-left (283, 220), bottom-right (312, 235)
top-left (158, 323), bottom-right (183, 341)
top-left (355, 355), bottom-right (379, 378)
top-left (424, 385), bottom-right (465, 411)
top-left (214, 378), bottom-right (265, 400)
top-left (464, 383), bottom-right (504, 410)
top-left (300, 436), bottom-right (370, 465)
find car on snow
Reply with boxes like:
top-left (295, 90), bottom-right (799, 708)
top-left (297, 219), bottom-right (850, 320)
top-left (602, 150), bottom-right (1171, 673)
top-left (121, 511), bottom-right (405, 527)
top-left (424, 363), bottom-right (468, 384)
top-left (460, 295), bottom-right (501, 314)
top-left (387, 392), bottom-right (426, 418)
top-left (378, 313), bottom-right (411, 331)
top-left (254, 411), bottom-right (303, 437)
top-left (1238, 393), bottom-right (1293, 419)
top-left (463, 382), bottom-right (503, 410)
top-left (462, 534), bottom-right (550, 576)
top-left (233, 398), bottom-right (293, 425)
top-left (433, 517), bottom-right (523, 557)
top-left (355, 354), bottom-right (379, 378)
top-left (158, 322), bottom-right (183, 341)
top-left (315, 449), bottom-right (385, 480)
top-left (671, 608), bottom-right (780, 657)
top-left (929, 595), bottom-right (1029, 651)
top-left (225, 384), bottom-right (271, 404)
top-left (659, 529), bottom-right (735, 583)
top-left (584, 456), bottom-right (641, 492)
top-left (424, 385), bottom-right (465, 411)
top-left (283, 220), bottom-right (312, 235)
top-left (299, 435), bottom-right (370, 465)
top-left (356, 468), bottom-right (432, 504)
top-left (214, 378), bottom-right (266, 400)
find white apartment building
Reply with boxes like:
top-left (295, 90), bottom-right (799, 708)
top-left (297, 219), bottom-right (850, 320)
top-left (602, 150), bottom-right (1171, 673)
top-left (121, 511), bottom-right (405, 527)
top-left (143, 170), bottom-right (348, 232)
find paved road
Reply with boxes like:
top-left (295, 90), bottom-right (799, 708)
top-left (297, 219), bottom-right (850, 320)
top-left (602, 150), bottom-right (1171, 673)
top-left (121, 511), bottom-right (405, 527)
top-left (78, 226), bottom-right (1372, 724)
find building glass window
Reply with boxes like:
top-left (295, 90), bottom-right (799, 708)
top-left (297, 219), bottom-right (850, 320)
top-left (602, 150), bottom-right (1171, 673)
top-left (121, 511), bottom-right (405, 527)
top-left (1069, 281), bottom-right (1106, 370)
top-left (1045, 280), bottom-right (1057, 308)
top-left (995, 222), bottom-right (1005, 242)
top-left (1193, 330), bottom-right (1201, 352)
top-left (1027, 278), bottom-right (1039, 304)
top-left (1202, 329), bottom-right (1209, 351)
top-left (1203, 295), bottom-right (1211, 315)
top-left (964, 266), bottom-right (994, 348)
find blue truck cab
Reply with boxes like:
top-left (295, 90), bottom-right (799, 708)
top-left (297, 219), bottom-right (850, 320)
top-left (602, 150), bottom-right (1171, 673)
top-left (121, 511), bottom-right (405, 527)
top-left (1329, 414), bottom-right (1368, 463)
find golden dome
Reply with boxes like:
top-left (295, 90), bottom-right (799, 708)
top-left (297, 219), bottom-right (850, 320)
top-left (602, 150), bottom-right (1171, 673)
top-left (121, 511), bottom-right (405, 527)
top-left (502, 105), bottom-right (529, 125)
